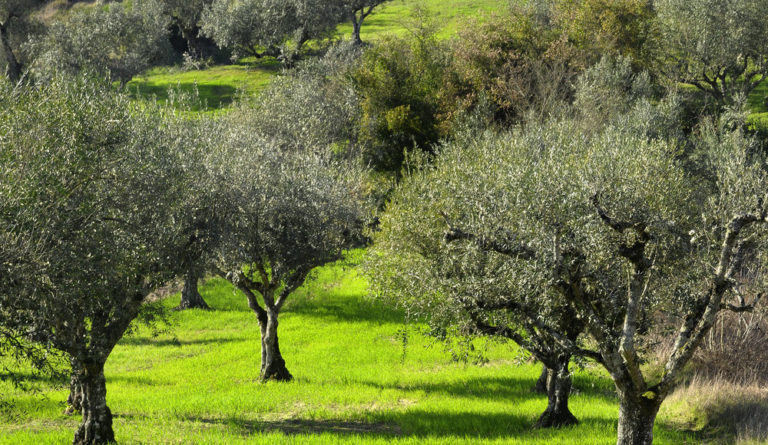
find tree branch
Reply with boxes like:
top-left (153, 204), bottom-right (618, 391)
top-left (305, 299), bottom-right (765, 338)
top-left (441, 212), bottom-right (536, 260)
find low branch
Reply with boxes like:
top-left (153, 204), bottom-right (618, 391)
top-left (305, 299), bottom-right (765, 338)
top-left (441, 212), bottom-right (536, 260)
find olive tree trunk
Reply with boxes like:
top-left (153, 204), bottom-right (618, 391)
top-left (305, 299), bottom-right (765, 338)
top-left (615, 393), bottom-right (660, 445)
top-left (0, 24), bottom-right (21, 82)
top-left (176, 269), bottom-right (209, 310)
top-left (258, 309), bottom-right (292, 381)
top-left (72, 360), bottom-right (114, 445)
top-left (534, 364), bottom-right (549, 393)
top-left (351, 20), bottom-right (363, 45)
top-left (65, 358), bottom-right (83, 415)
top-left (534, 356), bottom-right (577, 428)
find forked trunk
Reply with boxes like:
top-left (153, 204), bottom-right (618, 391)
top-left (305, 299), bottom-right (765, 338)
top-left (351, 20), bottom-right (363, 45)
top-left (534, 356), bottom-right (578, 428)
top-left (616, 393), bottom-right (660, 445)
top-left (534, 364), bottom-right (549, 393)
top-left (258, 310), bottom-right (292, 382)
top-left (176, 269), bottom-right (209, 310)
top-left (65, 358), bottom-right (83, 415)
top-left (72, 361), bottom-right (114, 445)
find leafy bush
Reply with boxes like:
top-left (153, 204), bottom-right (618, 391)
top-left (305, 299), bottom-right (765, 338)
top-left (352, 17), bottom-right (450, 172)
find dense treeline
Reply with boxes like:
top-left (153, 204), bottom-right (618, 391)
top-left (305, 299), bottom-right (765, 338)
top-left (2, 1), bottom-right (768, 445)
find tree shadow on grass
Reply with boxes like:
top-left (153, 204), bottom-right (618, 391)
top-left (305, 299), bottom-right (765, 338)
top-left (184, 410), bottom-right (616, 441)
top-left (118, 336), bottom-right (245, 348)
top-left (356, 374), bottom-right (619, 405)
top-left (286, 294), bottom-right (405, 324)
top-left (128, 82), bottom-right (238, 110)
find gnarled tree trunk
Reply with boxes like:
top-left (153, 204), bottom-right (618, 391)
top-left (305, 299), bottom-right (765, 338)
top-left (616, 392), bottom-right (660, 445)
top-left (351, 20), bottom-right (363, 45)
top-left (72, 360), bottom-right (114, 445)
top-left (65, 358), bottom-right (83, 415)
top-left (534, 364), bottom-right (549, 393)
top-left (534, 355), bottom-right (578, 428)
top-left (0, 23), bottom-right (21, 82)
top-left (258, 309), bottom-right (292, 381)
top-left (176, 269), bottom-right (209, 310)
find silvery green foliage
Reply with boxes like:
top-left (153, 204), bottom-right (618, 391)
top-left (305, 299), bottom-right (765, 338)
top-left (201, 0), bottom-right (343, 61)
top-left (370, 106), bottom-right (768, 442)
top-left (574, 55), bottom-right (683, 141)
top-left (211, 128), bottom-right (366, 281)
top-left (226, 41), bottom-right (361, 154)
top-left (574, 55), bottom-right (652, 126)
top-left (656, 0), bottom-right (768, 105)
top-left (0, 75), bottom-right (204, 443)
top-left (30, 0), bottom-right (173, 83)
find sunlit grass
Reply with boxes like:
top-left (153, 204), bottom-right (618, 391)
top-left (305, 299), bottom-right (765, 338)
top-left (126, 60), bottom-right (281, 112)
top-left (127, 0), bottom-right (508, 110)
top-left (0, 251), bottom-right (708, 444)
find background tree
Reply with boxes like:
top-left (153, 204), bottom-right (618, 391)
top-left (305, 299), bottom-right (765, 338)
top-left (0, 0), bottom-right (43, 81)
top-left (211, 118), bottom-right (366, 381)
top-left (340, 0), bottom-right (391, 45)
top-left (0, 75), bottom-right (201, 444)
top-left (30, 0), bottom-right (173, 83)
top-left (447, 7), bottom-right (585, 126)
top-left (160, 0), bottom-right (219, 59)
top-left (201, 0), bottom-right (343, 63)
top-left (230, 41), bottom-right (362, 153)
top-left (352, 18), bottom-right (449, 172)
top-left (656, 0), bottom-right (768, 106)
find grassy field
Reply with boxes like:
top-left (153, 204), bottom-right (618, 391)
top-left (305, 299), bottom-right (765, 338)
top-left (1, 252), bottom-right (713, 444)
top-left (127, 0), bottom-right (508, 111)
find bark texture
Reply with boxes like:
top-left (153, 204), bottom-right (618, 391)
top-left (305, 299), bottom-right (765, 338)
top-left (534, 364), bottom-right (549, 393)
top-left (65, 358), bottom-right (84, 415)
top-left (259, 310), bottom-right (293, 381)
top-left (616, 394), bottom-right (660, 445)
top-left (351, 20), bottom-right (363, 45)
top-left (0, 23), bottom-right (21, 82)
top-left (176, 269), bottom-right (210, 310)
top-left (534, 357), bottom-right (578, 428)
top-left (72, 361), bottom-right (114, 445)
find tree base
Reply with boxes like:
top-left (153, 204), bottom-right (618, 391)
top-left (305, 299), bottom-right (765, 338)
top-left (260, 365), bottom-right (293, 382)
top-left (173, 300), bottom-right (211, 311)
top-left (533, 409), bottom-right (579, 429)
top-left (73, 406), bottom-right (115, 445)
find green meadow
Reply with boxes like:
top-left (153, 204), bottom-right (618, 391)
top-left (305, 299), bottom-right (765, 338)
top-left (127, 0), bottom-right (508, 111)
top-left (1, 253), bottom-right (706, 444)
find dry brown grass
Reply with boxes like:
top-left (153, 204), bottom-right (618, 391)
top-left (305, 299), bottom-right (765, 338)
top-left (661, 375), bottom-right (768, 444)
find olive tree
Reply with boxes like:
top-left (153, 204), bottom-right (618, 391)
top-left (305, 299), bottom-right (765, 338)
top-left (228, 41), bottom-right (361, 153)
top-left (30, 0), bottom-right (172, 83)
top-left (369, 107), bottom-right (768, 444)
top-left (0, 75), bottom-right (201, 445)
top-left (210, 120), bottom-right (366, 381)
top-left (201, 0), bottom-right (343, 63)
top-left (339, 0), bottom-right (392, 45)
top-left (160, 0), bottom-right (217, 58)
top-left (656, 0), bottom-right (768, 106)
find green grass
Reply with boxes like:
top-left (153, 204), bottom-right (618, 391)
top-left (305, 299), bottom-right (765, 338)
top-left (336, 0), bottom-right (508, 40)
top-left (128, 0), bottom-right (508, 111)
top-left (1, 251), bottom-right (708, 444)
top-left (126, 59), bottom-right (281, 112)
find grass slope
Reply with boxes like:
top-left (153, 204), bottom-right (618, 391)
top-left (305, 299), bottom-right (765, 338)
top-left (128, 0), bottom-right (508, 111)
top-left (1, 252), bottom-right (705, 444)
